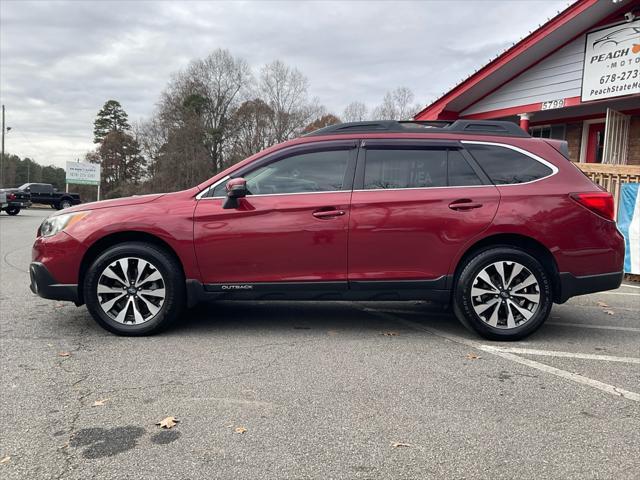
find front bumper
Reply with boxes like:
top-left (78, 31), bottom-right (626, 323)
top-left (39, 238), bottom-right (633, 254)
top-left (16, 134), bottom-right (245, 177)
top-left (557, 271), bottom-right (623, 303)
top-left (29, 262), bottom-right (79, 303)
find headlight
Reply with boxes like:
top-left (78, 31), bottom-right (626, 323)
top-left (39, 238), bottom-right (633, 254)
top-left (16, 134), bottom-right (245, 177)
top-left (39, 211), bottom-right (89, 237)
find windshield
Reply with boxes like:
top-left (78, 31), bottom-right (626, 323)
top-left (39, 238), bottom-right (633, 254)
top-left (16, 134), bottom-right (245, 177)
top-left (18, 183), bottom-right (30, 190)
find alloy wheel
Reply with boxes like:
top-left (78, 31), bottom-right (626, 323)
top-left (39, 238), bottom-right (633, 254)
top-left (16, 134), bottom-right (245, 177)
top-left (96, 257), bottom-right (166, 324)
top-left (470, 261), bottom-right (540, 329)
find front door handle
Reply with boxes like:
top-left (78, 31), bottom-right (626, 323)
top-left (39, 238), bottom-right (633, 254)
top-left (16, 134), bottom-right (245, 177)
top-left (313, 209), bottom-right (346, 219)
top-left (449, 199), bottom-right (483, 211)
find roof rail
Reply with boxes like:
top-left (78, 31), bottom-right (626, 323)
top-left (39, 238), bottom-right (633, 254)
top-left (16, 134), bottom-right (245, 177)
top-left (305, 119), bottom-right (530, 138)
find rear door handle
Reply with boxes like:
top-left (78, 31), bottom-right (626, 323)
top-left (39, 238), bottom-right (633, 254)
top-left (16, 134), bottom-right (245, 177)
top-left (313, 209), bottom-right (346, 219)
top-left (448, 199), bottom-right (483, 211)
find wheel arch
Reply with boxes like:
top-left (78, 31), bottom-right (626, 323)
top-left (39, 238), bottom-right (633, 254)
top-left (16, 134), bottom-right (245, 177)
top-left (452, 233), bottom-right (561, 302)
top-left (78, 231), bottom-right (185, 305)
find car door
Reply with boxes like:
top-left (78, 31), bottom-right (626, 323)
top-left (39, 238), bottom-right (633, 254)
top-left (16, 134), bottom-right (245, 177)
top-left (193, 140), bottom-right (357, 288)
top-left (348, 139), bottom-right (500, 287)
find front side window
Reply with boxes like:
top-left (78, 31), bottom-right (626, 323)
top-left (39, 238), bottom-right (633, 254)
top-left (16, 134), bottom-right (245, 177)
top-left (465, 144), bottom-right (553, 185)
top-left (364, 148), bottom-right (447, 189)
top-left (211, 149), bottom-right (350, 197)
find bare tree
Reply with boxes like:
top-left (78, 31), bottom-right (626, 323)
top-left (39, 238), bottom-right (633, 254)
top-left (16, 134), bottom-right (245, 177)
top-left (302, 114), bottom-right (341, 134)
top-left (259, 60), bottom-right (319, 143)
top-left (226, 99), bottom-right (275, 163)
top-left (372, 87), bottom-right (421, 120)
top-left (342, 101), bottom-right (368, 122)
top-left (158, 49), bottom-right (252, 173)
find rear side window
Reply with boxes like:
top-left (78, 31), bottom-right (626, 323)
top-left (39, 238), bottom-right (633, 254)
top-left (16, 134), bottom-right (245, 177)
top-left (465, 144), bottom-right (553, 184)
top-left (364, 149), bottom-right (447, 189)
top-left (363, 148), bottom-right (483, 189)
top-left (448, 150), bottom-right (483, 186)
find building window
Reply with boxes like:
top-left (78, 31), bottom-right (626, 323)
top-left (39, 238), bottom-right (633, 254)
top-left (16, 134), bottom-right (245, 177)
top-left (530, 124), bottom-right (566, 140)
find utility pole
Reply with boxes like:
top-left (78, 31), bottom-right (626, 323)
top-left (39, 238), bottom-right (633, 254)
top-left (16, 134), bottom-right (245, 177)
top-left (1, 105), bottom-right (5, 187)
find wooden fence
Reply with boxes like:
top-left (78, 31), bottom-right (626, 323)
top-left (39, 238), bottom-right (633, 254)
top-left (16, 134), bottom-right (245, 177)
top-left (574, 163), bottom-right (640, 220)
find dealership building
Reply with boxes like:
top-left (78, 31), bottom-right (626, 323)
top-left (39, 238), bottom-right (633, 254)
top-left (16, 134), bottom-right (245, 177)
top-left (415, 0), bottom-right (640, 166)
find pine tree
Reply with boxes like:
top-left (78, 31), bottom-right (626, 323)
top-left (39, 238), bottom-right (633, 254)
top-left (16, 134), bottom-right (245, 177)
top-left (93, 100), bottom-right (131, 143)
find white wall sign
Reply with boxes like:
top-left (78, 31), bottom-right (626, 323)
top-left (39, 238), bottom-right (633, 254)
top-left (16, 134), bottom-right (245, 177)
top-left (541, 99), bottom-right (565, 110)
top-left (66, 161), bottom-right (101, 185)
top-left (581, 20), bottom-right (640, 102)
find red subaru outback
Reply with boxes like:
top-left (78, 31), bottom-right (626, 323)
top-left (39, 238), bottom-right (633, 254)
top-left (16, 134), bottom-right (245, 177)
top-left (30, 120), bottom-right (624, 340)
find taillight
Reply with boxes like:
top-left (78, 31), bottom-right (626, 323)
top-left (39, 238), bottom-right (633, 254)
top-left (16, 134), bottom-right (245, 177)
top-left (7, 193), bottom-right (15, 200)
top-left (570, 192), bottom-right (614, 221)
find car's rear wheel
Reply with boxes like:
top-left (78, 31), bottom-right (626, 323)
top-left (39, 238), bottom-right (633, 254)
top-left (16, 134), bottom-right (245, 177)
top-left (453, 247), bottom-right (552, 341)
top-left (84, 242), bottom-right (185, 335)
top-left (6, 206), bottom-right (20, 216)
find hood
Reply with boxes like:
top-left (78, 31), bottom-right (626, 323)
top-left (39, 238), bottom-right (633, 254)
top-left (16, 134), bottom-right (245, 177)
top-left (63, 193), bottom-right (167, 213)
top-left (0, 188), bottom-right (22, 193)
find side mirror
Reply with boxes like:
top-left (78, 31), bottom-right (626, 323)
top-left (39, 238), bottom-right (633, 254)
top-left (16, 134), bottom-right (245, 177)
top-left (222, 177), bottom-right (248, 209)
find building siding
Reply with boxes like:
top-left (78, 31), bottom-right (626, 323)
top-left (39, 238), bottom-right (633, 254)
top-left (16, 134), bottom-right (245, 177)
top-left (566, 122), bottom-right (583, 163)
top-left (628, 116), bottom-right (640, 166)
top-left (462, 37), bottom-right (586, 116)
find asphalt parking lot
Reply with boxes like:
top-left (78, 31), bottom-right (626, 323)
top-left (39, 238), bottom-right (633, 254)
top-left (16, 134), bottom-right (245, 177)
top-left (1, 209), bottom-right (639, 479)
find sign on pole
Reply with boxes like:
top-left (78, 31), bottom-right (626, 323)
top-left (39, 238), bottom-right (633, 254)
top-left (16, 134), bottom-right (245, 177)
top-left (66, 161), bottom-right (101, 200)
top-left (581, 20), bottom-right (640, 102)
top-left (65, 161), bottom-right (100, 185)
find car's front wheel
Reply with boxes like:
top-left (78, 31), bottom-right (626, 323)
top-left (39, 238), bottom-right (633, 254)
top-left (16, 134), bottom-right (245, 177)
top-left (84, 242), bottom-right (185, 335)
top-left (6, 206), bottom-right (20, 216)
top-left (453, 247), bottom-right (552, 341)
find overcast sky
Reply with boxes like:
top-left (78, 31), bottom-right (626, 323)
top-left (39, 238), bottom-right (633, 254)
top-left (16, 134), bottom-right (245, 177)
top-left (0, 0), bottom-right (569, 169)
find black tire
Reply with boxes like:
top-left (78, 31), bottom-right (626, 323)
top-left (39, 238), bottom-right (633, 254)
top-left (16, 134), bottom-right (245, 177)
top-left (453, 247), bottom-right (553, 341)
top-left (6, 206), bottom-right (20, 216)
top-left (58, 199), bottom-right (73, 210)
top-left (83, 242), bottom-right (185, 336)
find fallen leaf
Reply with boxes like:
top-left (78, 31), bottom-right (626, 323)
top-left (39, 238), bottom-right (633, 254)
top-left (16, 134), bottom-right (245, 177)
top-left (0, 456), bottom-right (10, 464)
top-left (327, 330), bottom-right (339, 336)
top-left (604, 310), bottom-right (615, 316)
top-left (92, 399), bottom-right (109, 407)
top-left (597, 301), bottom-right (609, 308)
top-left (156, 416), bottom-right (179, 429)
top-left (57, 352), bottom-right (71, 357)
top-left (391, 442), bottom-right (411, 448)
top-left (466, 353), bottom-right (481, 360)
top-left (234, 426), bottom-right (247, 434)
top-left (381, 331), bottom-right (399, 336)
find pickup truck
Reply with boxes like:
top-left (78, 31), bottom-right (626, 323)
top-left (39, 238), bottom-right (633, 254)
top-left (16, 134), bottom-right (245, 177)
top-left (18, 183), bottom-right (81, 210)
top-left (0, 187), bottom-right (32, 215)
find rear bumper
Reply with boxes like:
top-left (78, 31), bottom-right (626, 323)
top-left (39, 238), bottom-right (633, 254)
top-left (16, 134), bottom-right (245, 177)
top-left (5, 201), bottom-right (32, 208)
top-left (557, 271), bottom-right (623, 303)
top-left (29, 262), bottom-right (79, 303)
